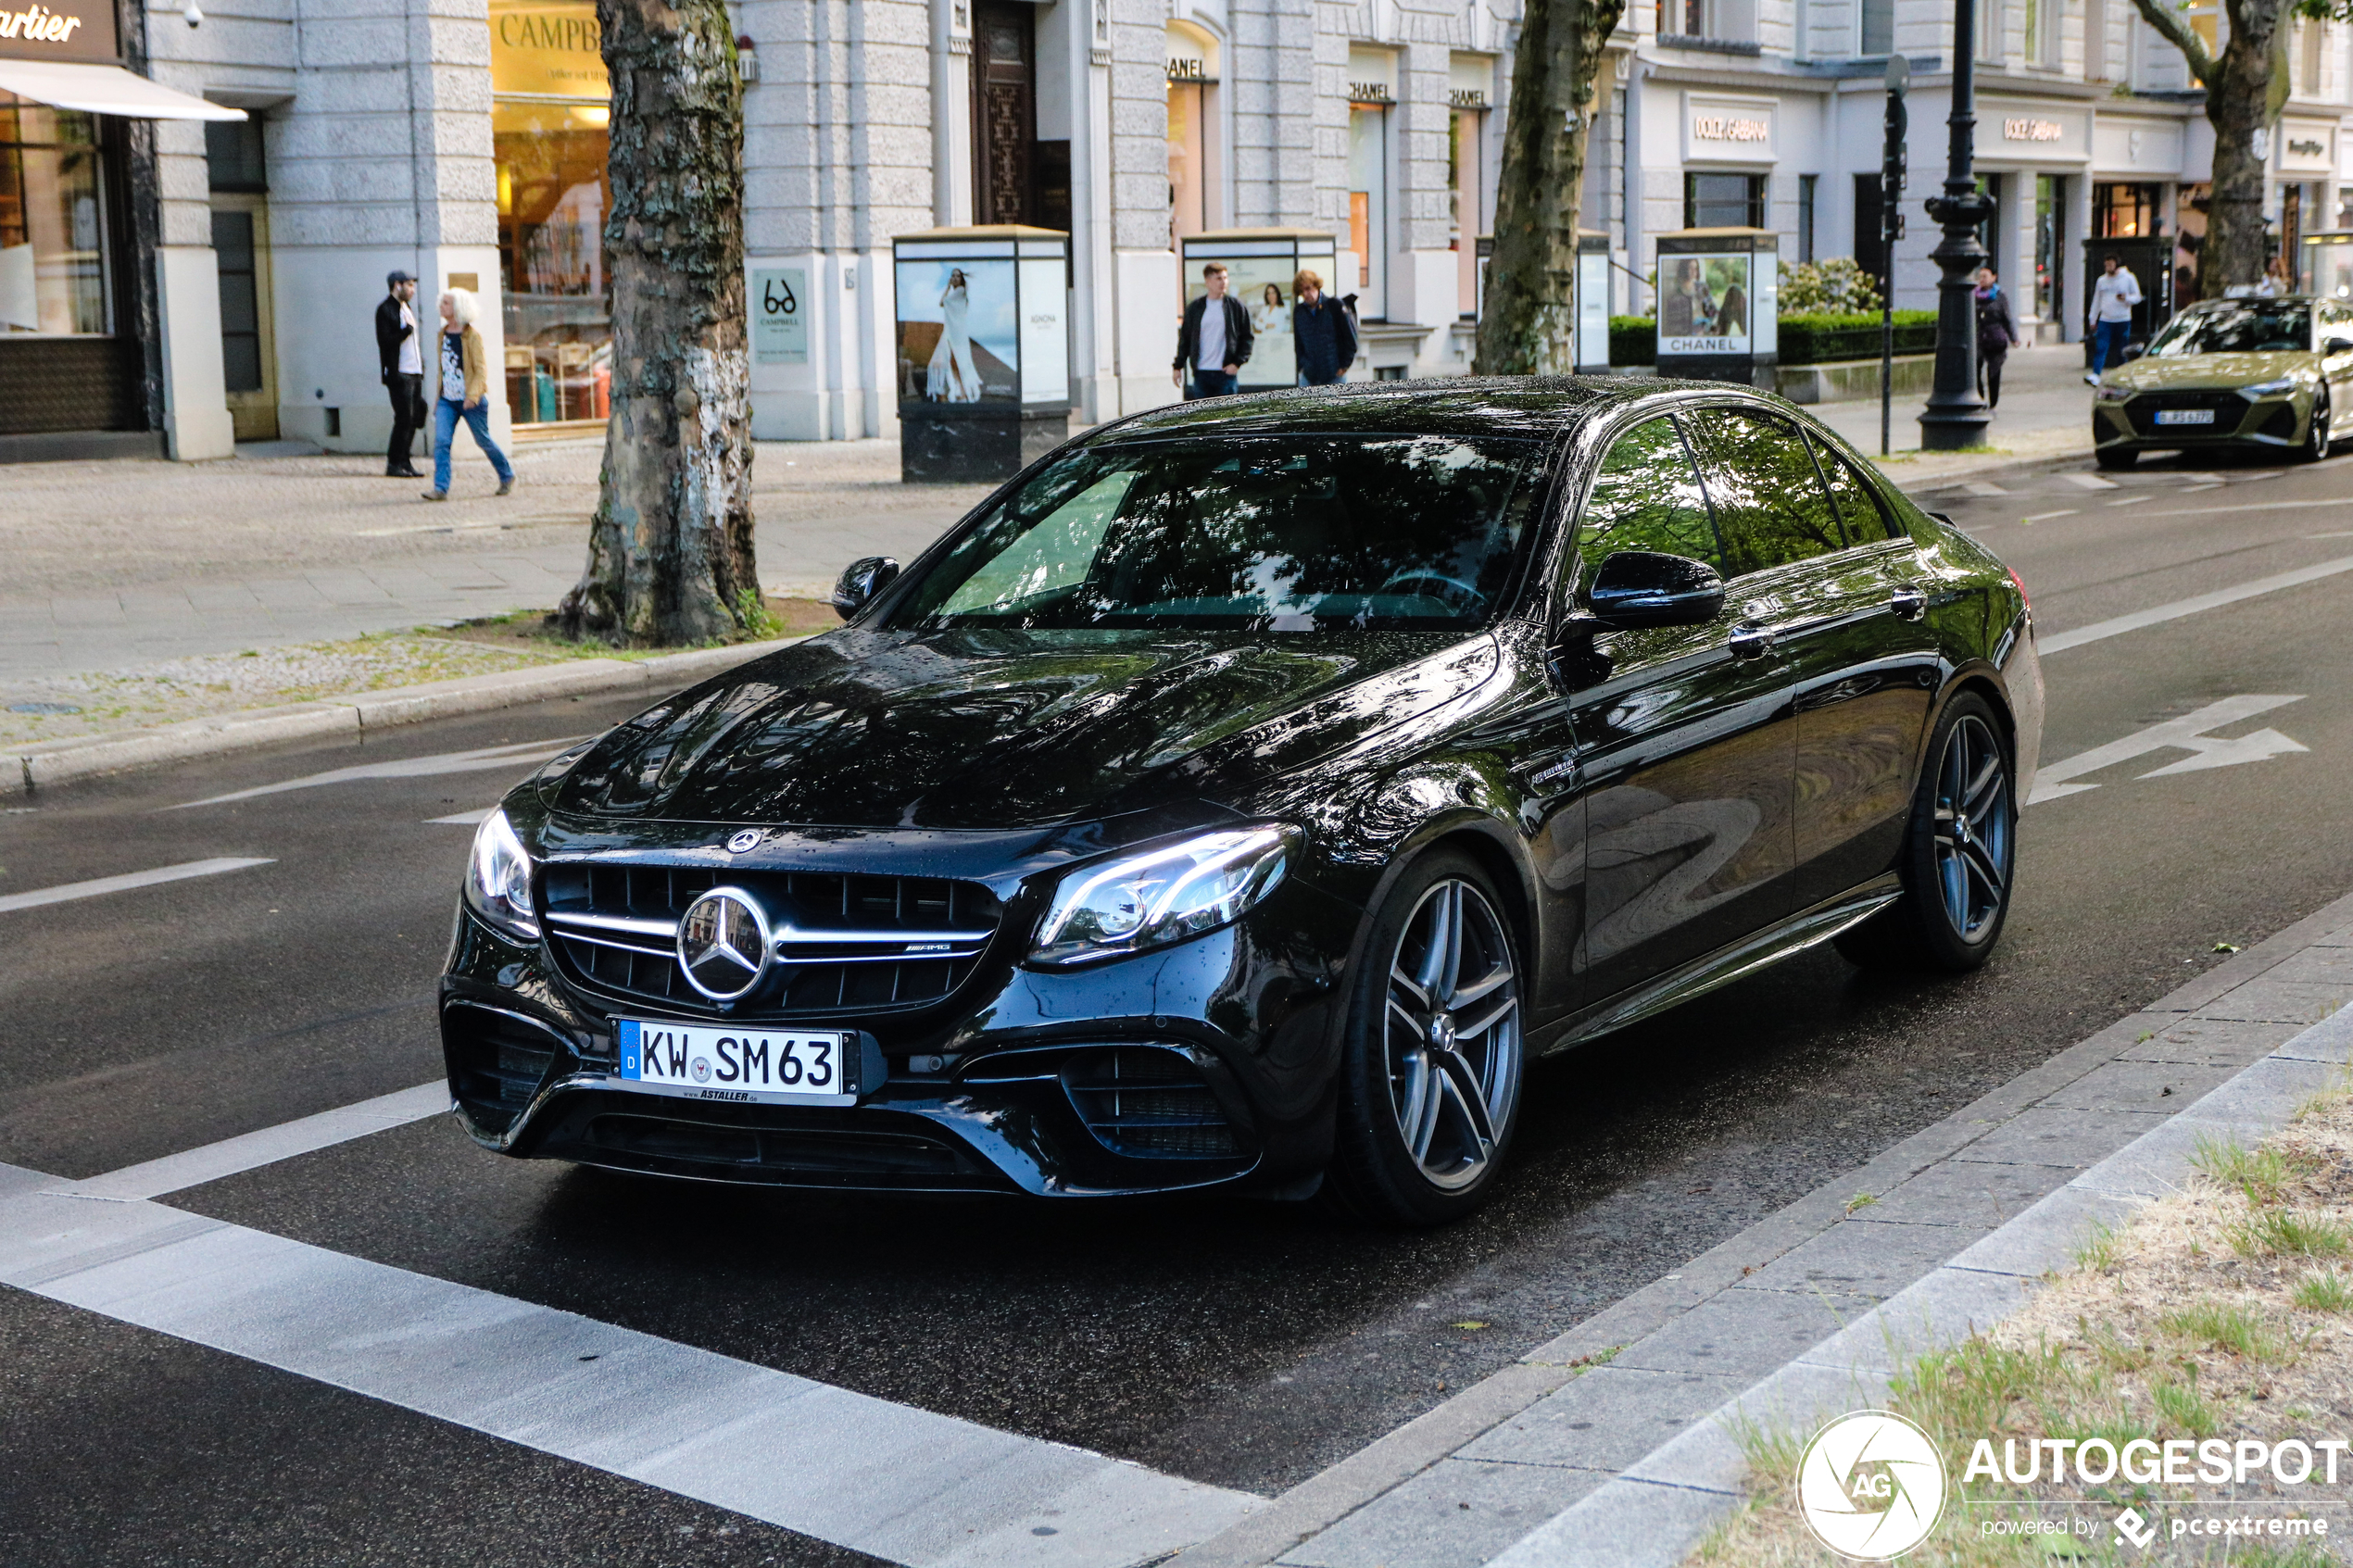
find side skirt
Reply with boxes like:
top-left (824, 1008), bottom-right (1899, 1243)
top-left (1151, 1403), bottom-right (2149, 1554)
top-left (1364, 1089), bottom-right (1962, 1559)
top-left (1530, 873), bottom-right (1905, 1056)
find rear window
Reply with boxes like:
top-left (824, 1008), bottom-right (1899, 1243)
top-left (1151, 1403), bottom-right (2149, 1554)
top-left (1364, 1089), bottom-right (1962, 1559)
top-left (885, 434), bottom-right (1547, 632)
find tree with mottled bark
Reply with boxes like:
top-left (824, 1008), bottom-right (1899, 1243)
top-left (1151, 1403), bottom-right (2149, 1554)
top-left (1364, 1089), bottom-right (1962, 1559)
top-left (1474, 0), bottom-right (1624, 375)
top-left (2129, 0), bottom-right (2347, 295)
top-left (555, 0), bottom-right (757, 646)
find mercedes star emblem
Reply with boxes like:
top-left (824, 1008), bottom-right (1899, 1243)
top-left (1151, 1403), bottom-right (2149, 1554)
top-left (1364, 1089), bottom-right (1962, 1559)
top-left (725, 828), bottom-right (763, 854)
top-left (676, 886), bottom-right (772, 1001)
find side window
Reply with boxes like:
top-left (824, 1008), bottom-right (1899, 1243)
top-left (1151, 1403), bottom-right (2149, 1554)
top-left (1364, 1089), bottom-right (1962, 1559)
top-left (1684, 408), bottom-right (1845, 578)
top-left (1573, 417), bottom-right (1722, 594)
top-left (1808, 433), bottom-right (1900, 546)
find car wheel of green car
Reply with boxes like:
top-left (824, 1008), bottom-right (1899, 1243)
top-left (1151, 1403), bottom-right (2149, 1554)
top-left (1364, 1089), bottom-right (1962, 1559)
top-left (2302, 387), bottom-right (2333, 463)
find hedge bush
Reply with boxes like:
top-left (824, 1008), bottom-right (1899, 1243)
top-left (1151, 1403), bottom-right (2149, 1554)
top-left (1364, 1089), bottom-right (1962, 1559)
top-left (1609, 316), bottom-right (1656, 366)
top-left (1604, 308), bottom-right (1939, 367)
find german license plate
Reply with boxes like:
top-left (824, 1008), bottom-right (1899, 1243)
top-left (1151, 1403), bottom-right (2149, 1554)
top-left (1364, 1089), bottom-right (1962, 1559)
top-left (616, 1020), bottom-right (856, 1107)
top-left (2156, 408), bottom-right (2216, 425)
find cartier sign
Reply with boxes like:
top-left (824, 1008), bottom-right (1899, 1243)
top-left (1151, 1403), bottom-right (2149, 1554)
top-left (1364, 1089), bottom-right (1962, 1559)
top-left (0, 0), bottom-right (120, 64)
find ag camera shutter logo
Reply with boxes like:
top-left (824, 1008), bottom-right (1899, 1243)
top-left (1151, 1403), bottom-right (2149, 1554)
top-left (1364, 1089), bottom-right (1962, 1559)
top-left (1796, 1410), bottom-right (1948, 1560)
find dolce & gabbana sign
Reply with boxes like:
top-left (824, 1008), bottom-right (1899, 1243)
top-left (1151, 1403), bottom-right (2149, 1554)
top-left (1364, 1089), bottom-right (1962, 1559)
top-left (1682, 93), bottom-right (1777, 164)
top-left (0, 0), bottom-right (120, 65)
top-left (1980, 101), bottom-right (2084, 159)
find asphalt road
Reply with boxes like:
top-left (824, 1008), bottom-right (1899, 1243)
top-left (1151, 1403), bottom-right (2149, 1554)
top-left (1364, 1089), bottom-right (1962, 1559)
top-left (6, 443), bottom-right (2353, 1564)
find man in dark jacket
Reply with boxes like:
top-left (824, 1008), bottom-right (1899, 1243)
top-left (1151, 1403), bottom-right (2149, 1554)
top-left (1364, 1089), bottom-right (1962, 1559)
top-left (1172, 262), bottom-right (1252, 397)
top-left (1291, 269), bottom-right (1356, 385)
top-left (374, 270), bottom-right (425, 478)
top-left (1973, 266), bottom-right (2020, 410)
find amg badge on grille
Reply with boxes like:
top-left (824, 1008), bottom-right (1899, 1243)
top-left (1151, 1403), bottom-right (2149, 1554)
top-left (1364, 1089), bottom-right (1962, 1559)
top-left (676, 887), bottom-right (772, 1000)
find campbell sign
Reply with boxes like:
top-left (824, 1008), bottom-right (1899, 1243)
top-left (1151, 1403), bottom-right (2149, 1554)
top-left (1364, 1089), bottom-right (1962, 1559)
top-left (0, 0), bottom-right (120, 65)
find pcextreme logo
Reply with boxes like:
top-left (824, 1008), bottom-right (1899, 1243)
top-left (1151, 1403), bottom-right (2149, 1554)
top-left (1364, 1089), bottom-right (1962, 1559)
top-left (1796, 1410), bottom-right (1950, 1560)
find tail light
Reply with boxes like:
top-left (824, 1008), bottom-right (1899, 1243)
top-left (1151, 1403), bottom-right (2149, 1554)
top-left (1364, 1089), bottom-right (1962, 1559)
top-left (2007, 566), bottom-right (2031, 610)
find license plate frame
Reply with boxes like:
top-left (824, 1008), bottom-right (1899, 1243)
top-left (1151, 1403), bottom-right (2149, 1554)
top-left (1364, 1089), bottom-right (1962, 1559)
top-left (616, 1019), bottom-right (860, 1107)
top-left (2155, 408), bottom-right (2217, 426)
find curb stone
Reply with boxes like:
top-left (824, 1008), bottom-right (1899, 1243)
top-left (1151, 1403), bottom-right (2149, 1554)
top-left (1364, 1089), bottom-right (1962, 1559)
top-left (1167, 884), bottom-right (2353, 1568)
top-left (2, 638), bottom-right (802, 797)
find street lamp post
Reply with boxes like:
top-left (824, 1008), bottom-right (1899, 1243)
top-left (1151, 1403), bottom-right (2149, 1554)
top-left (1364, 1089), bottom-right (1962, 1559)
top-left (1918, 0), bottom-right (1995, 451)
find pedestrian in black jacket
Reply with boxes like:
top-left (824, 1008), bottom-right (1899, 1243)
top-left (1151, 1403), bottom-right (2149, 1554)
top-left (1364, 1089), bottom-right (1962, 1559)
top-left (374, 270), bottom-right (426, 477)
top-left (1974, 266), bottom-right (2020, 410)
top-left (1291, 269), bottom-right (1356, 386)
top-left (1172, 262), bottom-right (1252, 397)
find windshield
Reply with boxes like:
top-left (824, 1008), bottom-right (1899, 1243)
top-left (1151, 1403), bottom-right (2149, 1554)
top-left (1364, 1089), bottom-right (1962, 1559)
top-left (885, 433), bottom-right (1547, 632)
top-left (2148, 302), bottom-right (2311, 357)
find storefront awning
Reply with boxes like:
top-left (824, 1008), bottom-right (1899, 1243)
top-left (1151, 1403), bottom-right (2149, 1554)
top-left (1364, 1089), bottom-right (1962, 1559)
top-left (0, 59), bottom-right (245, 120)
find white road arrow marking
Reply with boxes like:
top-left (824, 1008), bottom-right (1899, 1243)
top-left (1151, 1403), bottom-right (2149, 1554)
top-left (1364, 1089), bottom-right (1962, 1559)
top-left (2027, 695), bottom-right (2309, 805)
top-left (170, 738), bottom-right (578, 809)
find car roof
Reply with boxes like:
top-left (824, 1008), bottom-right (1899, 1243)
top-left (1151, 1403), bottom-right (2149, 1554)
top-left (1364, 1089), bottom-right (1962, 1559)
top-left (1088, 376), bottom-right (1724, 445)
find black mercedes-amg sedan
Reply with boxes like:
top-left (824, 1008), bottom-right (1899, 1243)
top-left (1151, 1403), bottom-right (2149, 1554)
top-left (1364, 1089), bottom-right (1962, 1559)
top-left (442, 379), bottom-right (2042, 1224)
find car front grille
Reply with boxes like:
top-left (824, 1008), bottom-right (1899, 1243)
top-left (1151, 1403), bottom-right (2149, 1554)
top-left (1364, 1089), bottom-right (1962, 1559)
top-left (2125, 391), bottom-right (2253, 439)
top-left (578, 1112), bottom-right (999, 1188)
top-left (539, 864), bottom-right (1004, 1020)
top-left (1060, 1047), bottom-right (1240, 1160)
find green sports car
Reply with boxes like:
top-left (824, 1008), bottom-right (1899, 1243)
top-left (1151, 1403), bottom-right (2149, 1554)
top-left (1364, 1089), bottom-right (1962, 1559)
top-left (2093, 295), bottom-right (2353, 469)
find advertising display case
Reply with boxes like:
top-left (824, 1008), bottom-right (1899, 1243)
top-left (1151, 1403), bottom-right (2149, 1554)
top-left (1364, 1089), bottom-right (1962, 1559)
top-left (1654, 228), bottom-right (1779, 387)
top-left (893, 225), bottom-right (1069, 482)
top-left (1176, 228), bottom-right (1339, 392)
top-left (1577, 230), bottom-right (1610, 373)
top-left (2300, 231), bottom-right (2353, 302)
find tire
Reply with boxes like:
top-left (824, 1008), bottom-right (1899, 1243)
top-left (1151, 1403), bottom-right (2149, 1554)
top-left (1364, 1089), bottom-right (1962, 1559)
top-left (2302, 387), bottom-right (2332, 463)
top-left (2094, 445), bottom-right (2137, 470)
top-left (1328, 850), bottom-right (1525, 1227)
top-left (1833, 693), bottom-right (2018, 974)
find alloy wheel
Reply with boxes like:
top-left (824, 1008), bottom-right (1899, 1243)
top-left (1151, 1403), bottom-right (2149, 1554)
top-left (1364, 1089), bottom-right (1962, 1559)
top-left (2310, 390), bottom-right (2333, 461)
top-left (1382, 879), bottom-right (1522, 1191)
top-left (1931, 714), bottom-right (2012, 944)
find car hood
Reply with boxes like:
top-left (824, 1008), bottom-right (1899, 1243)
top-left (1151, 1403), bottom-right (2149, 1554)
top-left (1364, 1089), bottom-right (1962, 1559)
top-left (2114, 350), bottom-right (2311, 391)
top-left (540, 626), bottom-right (1502, 830)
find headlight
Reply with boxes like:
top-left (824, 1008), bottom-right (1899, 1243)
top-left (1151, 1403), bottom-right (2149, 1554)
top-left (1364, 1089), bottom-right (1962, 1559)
top-left (1029, 825), bottom-right (1301, 968)
top-left (463, 807), bottom-right (540, 941)
top-left (2095, 383), bottom-right (2133, 402)
top-left (2242, 376), bottom-right (2299, 397)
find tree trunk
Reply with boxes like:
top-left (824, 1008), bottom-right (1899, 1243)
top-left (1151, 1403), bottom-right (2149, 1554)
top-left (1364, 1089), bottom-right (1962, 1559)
top-left (555, 0), bottom-right (756, 646)
top-left (2128, 0), bottom-right (2285, 295)
top-left (1473, 0), bottom-right (1622, 375)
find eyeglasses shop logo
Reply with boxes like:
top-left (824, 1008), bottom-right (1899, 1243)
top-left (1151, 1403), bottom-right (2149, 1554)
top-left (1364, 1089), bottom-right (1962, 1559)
top-left (1797, 1411), bottom-right (1948, 1560)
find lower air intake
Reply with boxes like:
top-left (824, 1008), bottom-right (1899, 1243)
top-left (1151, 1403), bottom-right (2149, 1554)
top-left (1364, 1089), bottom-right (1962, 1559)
top-left (444, 1004), bottom-right (564, 1134)
top-left (1061, 1047), bottom-right (1239, 1160)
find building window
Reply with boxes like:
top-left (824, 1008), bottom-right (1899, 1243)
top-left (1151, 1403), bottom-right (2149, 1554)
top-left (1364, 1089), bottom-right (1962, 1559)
top-left (0, 94), bottom-right (111, 336)
top-left (2025, 0), bottom-right (2058, 63)
top-left (1797, 173), bottom-right (1817, 262)
top-left (205, 119), bottom-right (266, 194)
top-left (1854, 172), bottom-right (1888, 295)
top-left (2095, 182), bottom-right (2162, 238)
top-left (491, 0), bottom-right (612, 427)
top-left (1166, 23), bottom-right (1218, 249)
top-left (1684, 171), bottom-right (1764, 230)
top-left (1859, 0), bottom-right (1894, 56)
top-left (1349, 102), bottom-right (1390, 319)
top-left (1450, 108), bottom-right (1485, 318)
top-left (2035, 173), bottom-right (2064, 321)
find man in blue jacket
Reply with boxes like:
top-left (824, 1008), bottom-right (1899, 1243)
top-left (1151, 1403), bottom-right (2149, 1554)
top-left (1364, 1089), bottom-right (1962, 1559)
top-left (1291, 269), bottom-right (1357, 385)
top-left (1173, 262), bottom-right (1252, 397)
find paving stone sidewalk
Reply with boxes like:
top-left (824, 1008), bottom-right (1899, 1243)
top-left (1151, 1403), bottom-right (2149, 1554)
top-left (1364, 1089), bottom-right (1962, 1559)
top-left (1172, 884), bottom-right (2353, 1568)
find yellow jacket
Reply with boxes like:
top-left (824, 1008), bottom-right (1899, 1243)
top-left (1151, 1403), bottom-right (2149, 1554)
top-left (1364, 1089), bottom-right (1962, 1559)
top-left (436, 325), bottom-right (489, 404)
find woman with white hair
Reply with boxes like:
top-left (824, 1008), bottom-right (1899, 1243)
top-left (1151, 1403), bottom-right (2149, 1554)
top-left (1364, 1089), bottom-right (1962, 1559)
top-left (422, 286), bottom-right (515, 501)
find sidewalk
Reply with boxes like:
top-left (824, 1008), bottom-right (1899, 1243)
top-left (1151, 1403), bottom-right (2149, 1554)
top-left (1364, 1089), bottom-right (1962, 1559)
top-left (1171, 884), bottom-right (2353, 1568)
top-left (1808, 340), bottom-right (2093, 482)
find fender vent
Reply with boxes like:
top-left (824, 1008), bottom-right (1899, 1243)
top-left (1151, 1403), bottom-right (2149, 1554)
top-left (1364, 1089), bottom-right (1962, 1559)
top-left (1061, 1047), bottom-right (1239, 1160)
top-left (444, 1005), bottom-right (564, 1133)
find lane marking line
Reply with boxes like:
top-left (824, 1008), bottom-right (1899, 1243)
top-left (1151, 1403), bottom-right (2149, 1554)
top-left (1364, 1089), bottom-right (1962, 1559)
top-left (2039, 553), bottom-right (2353, 654)
top-left (426, 808), bottom-right (497, 826)
top-left (0, 857), bottom-right (275, 915)
top-left (2025, 696), bottom-right (2307, 805)
top-left (0, 1183), bottom-right (1260, 1567)
top-left (2057, 472), bottom-right (2119, 490)
top-left (2137, 495), bottom-right (2353, 519)
top-left (2020, 509), bottom-right (2079, 523)
top-left (171, 739), bottom-right (575, 810)
top-left (61, 1084), bottom-right (452, 1202)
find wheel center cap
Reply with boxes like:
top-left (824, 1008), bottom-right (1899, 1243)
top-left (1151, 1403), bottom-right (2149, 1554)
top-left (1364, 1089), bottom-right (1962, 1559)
top-left (1428, 1013), bottom-right (1457, 1052)
top-left (1955, 818), bottom-right (1972, 846)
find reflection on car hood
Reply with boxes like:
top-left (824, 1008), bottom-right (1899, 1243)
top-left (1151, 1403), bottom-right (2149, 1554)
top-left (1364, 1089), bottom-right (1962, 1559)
top-left (543, 626), bottom-right (1502, 829)
top-left (2113, 350), bottom-right (2310, 391)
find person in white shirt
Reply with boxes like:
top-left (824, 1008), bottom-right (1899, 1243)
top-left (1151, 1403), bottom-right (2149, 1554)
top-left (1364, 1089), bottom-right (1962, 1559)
top-left (2085, 254), bottom-right (2143, 384)
top-left (1172, 262), bottom-right (1252, 397)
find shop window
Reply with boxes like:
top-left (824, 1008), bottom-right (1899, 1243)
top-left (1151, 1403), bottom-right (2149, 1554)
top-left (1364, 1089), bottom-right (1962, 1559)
top-left (1684, 172), bottom-right (1763, 230)
top-left (1349, 103), bottom-right (1389, 319)
top-left (1858, 0), bottom-right (1894, 55)
top-left (1450, 107), bottom-right (1484, 318)
top-left (2095, 182), bottom-right (2161, 238)
top-left (1166, 24), bottom-right (1218, 247)
top-left (1797, 173), bottom-right (1816, 263)
top-left (2034, 173), bottom-right (2064, 322)
top-left (0, 94), bottom-right (110, 336)
top-left (491, 0), bottom-right (612, 427)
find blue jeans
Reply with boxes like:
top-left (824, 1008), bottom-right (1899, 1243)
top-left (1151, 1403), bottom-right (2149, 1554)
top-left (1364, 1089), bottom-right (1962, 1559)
top-left (433, 396), bottom-right (513, 492)
top-left (1186, 368), bottom-right (1237, 399)
top-left (2090, 320), bottom-right (2132, 376)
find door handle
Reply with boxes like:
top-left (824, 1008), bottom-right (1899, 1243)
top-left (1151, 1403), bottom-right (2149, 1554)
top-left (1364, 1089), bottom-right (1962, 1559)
top-left (1728, 622), bottom-right (1775, 660)
top-left (1890, 583), bottom-right (1929, 621)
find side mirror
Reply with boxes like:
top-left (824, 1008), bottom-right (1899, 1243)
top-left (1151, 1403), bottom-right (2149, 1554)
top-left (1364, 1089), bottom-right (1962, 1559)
top-left (2326, 336), bottom-right (2353, 357)
top-left (1582, 550), bottom-right (1726, 631)
top-left (830, 556), bottom-right (900, 620)
top-left (2119, 343), bottom-right (2145, 363)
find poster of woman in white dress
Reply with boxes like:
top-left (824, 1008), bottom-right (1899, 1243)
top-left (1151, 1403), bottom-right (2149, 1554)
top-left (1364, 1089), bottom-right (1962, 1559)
top-left (894, 258), bottom-right (1020, 406)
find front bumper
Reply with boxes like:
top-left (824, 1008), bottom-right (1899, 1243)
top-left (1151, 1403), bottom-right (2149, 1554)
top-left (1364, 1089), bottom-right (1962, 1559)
top-left (2093, 389), bottom-right (2307, 451)
top-left (439, 884), bottom-right (1352, 1197)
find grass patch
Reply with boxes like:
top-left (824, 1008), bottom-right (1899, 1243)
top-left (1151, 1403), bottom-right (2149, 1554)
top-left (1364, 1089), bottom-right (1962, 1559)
top-left (2191, 1132), bottom-right (2313, 1207)
top-left (2225, 1208), bottom-right (2353, 1261)
top-left (2071, 1219), bottom-right (2124, 1273)
top-left (2149, 1376), bottom-right (2223, 1438)
top-left (2291, 1268), bottom-right (2353, 1312)
top-left (2156, 1299), bottom-right (2290, 1361)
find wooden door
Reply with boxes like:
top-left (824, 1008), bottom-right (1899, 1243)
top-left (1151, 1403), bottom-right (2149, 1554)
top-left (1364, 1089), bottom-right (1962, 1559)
top-left (210, 195), bottom-right (278, 442)
top-left (972, 1), bottom-right (1035, 226)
